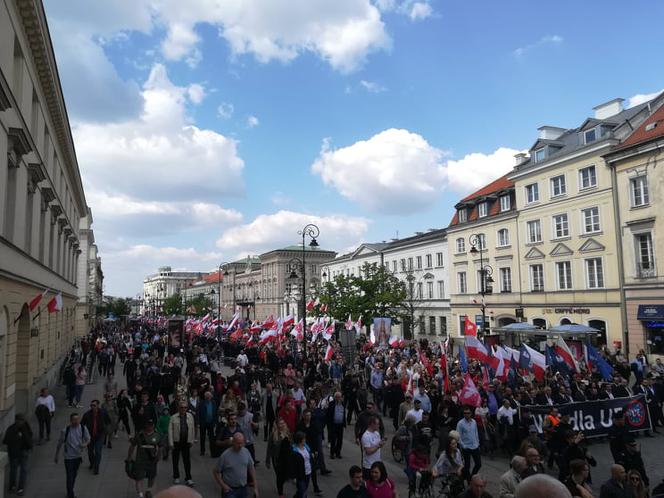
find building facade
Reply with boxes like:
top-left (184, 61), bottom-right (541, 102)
top-left (0, 0), bottom-right (97, 429)
top-left (142, 267), bottom-right (205, 316)
top-left (447, 175), bottom-right (521, 337)
top-left (604, 94), bottom-right (664, 357)
top-left (326, 230), bottom-right (450, 339)
top-left (75, 208), bottom-right (103, 336)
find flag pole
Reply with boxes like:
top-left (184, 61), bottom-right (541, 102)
top-left (13, 308), bottom-right (24, 325)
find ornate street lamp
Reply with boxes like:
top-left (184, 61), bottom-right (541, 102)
top-left (213, 262), bottom-right (230, 331)
top-left (469, 233), bottom-right (493, 336)
top-left (297, 223), bottom-right (319, 323)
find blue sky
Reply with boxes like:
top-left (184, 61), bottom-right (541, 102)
top-left (42, 0), bottom-right (664, 296)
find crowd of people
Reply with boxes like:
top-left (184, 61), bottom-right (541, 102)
top-left (3, 316), bottom-right (664, 498)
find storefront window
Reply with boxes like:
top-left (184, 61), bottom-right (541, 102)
top-left (647, 325), bottom-right (664, 355)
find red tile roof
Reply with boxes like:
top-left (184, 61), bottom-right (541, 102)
top-left (617, 103), bottom-right (664, 149)
top-left (461, 174), bottom-right (514, 202)
top-left (201, 271), bottom-right (224, 284)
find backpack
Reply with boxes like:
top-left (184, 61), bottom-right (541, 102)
top-left (63, 367), bottom-right (75, 385)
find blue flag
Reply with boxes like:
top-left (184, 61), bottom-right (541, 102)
top-left (459, 346), bottom-right (468, 373)
top-left (546, 345), bottom-right (570, 376)
top-left (587, 342), bottom-right (614, 380)
top-left (519, 344), bottom-right (531, 370)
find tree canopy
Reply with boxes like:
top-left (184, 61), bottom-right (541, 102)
top-left (318, 262), bottom-right (408, 331)
top-left (162, 293), bottom-right (183, 316)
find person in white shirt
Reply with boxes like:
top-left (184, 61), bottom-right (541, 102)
top-left (35, 387), bottom-right (55, 443)
top-left (497, 400), bottom-right (517, 426)
top-left (405, 399), bottom-right (424, 424)
top-left (361, 416), bottom-right (384, 480)
top-left (236, 351), bottom-right (249, 368)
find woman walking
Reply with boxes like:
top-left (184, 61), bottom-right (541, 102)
top-left (117, 390), bottom-right (133, 435)
top-left (35, 387), bottom-right (55, 444)
top-left (74, 365), bottom-right (87, 408)
top-left (266, 418), bottom-right (291, 498)
top-left (291, 431), bottom-right (313, 498)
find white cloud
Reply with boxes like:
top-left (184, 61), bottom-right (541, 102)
top-left (311, 129), bottom-right (447, 214)
top-left (270, 191), bottom-right (291, 206)
top-left (408, 2), bottom-right (433, 20)
top-left (216, 210), bottom-right (370, 257)
top-left (73, 64), bottom-right (245, 202)
top-left (246, 115), bottom-right (260, 128)
top-left (360, 80), bottom-right (387, 93)
top-left (513, 34), bottom-right (564, 58)
top-left (444, 147), bottom-right (523, 195)
top-left (217, 102), bottom-right (235, 119)
top-left (627, 89), bottom-right (664, 108)
top-left (375, 0), bottom-right (433, 21)
top-left (186, 83), bottom-right (206, 104)
top-left (103, 244), bottom-right (223, 296)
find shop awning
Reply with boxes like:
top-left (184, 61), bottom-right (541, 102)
top-left (637, 305), bottom-right (664, 320)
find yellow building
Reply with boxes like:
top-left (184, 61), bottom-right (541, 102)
top-left (604, 93), bottom-right (664, 358)
top-left (447, 174), bottom-right (522, 336)
top-left (505, 98), bottom-right (655, 348)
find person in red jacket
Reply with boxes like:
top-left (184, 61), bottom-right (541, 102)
top-left (279, 398), bottom-right (298, 434)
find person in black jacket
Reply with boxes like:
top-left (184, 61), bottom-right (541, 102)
top-left (326, 391), bottom-right (346, 459)
top-left (81, 399), bottom-right (111, 474)
top-left (384, 377), bottom-right (405, 430)
top-left (3, 414), bottom-right (33, 495)
top-left (297, 409), bottom-right (323, 495)
top-left (291, 431), bottom-right (314, 498)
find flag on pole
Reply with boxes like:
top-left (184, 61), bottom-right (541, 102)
top-left (325, 344), bottom-right (334, 362)
top-left (555, 336), bottom-right (580, 372)
top-left (345, 315), bottom-right (354, 331)
top-left (227, 312), bottom-right (239, 331)
top-left (47, 293), bottom-right (63, 313)
top-left (440, 342), bottom-right (449, 394)
top-left (459, 346), bottom-right (468, 373)
top-left (522, 343), bottom-right (546, 380)
top-left (464, 315), bottom-right (478, 336)
top-left (459, 374), bottom-right (481, 407)
top-left (354, 315), bottom-right (363, 335)
top-left (465, 335), bottom-right (490, 362)
top-left (282, 315), bottom-right (294, 329)
top-left (291, 319), bottom-right (304, 340)
top-left (586, 342), bottom-right (614, 380)
top-left (388, 336), bottom-right (399, 348)
top-left (29, 289), bottom-right (48, 312)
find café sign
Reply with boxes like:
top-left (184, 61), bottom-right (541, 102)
top-left (542, 307), bottom-right (591, 314)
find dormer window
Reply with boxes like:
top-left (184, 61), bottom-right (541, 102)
top-left (458, 208), bottom-right (467, 223)
top-left (478, 202), bottom-right (488, 218)
top-left (500, 195), bottom-right (511, 212)
top-left (584, 128), bottom-right (597, 144)
top-left (534, 148), bottom-right (546, 162)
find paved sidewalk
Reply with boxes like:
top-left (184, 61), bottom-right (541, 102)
top-left (17, 368), bottom-right (664, 497)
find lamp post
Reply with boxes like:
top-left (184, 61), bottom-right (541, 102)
top-left (214, 262), bottom-right (229, 330)
top-left (469, 233), bottom-right (493, 337)
top-left (297, 223), bottom-right (319, 324)
top-left (287, 257), bottom-right (303, 320)
top-left (321, 265), bottom-right (331, 283)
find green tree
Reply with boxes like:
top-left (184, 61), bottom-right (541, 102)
top-left (318, 262), bottom-right (408, 333)
top-left (162, 293), bottom-right (184, 316)
top-left (105, 297), bottom-right (131, 317)
top-left (186, 293), bottom-right (214, 316)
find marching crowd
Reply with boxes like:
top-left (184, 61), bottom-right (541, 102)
top-left (2, 317), bottom-right (664, 498)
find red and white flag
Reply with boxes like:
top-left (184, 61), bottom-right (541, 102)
top-left (388, 336), bottom-right (399, 347)
top-left (344, 315), bottom-right (354, 331)
top-left (259, 329), bottom-right (278, 346)
top-left (282, 315), bottom-right (294, 328)
top-left (459, 374), bottom-right (481, 407)
top-left (29, 289), bottom-right (48, 312)
top-left (555, 336), bottom-right (580, 372)
top-left (323, 320), bottom-right (335, 341)
top-left (523, 343), bottom-right (547, 380)
top-left (465, 335), bottom-right (489, 362)
top-left (291, 319), bottom-right (304, 340)
top-left (319, 302), bottom-right (328, 314)
top-left (464, 315), bottom-right (478, 336)
top-left (325, 344), bottom-right (334, 362)
top-left (354, 315), bottom-right (363, 335)
top-left (263, 315), bottom-right (276, 330)
top-left (47, 293), bottom-right (63, 313)
top-left (440, 342), bottom-right (449, 394)
top-left (306, 298), bottom-right (318, 312)
top-left (227, 312), bottom-right (239, 331)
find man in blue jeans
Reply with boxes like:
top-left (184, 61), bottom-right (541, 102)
top-left (213, 433), bottom-right (258, 498)
top-left (55, 413), bottom-right (91, 498)
top-left (2, 413), bottom-right (33, 496)
top-left (456, 406), bottom-right (482, 483)
top-left (81, 399), bottom-right (111, 474)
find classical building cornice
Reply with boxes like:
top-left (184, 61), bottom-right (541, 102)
top-left (14, 0), bottom-right (87, 212)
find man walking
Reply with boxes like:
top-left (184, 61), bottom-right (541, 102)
top-left (457, 406), bottom-right (482, 482)
top-left (3, 414), bottom-right (33, 496)
top-left (326, 391), bottom-right (346, 459)
top-left (197, 391), bottom-right (217, 456)
top-left (360, 416), bottom-right (383, 481)
top-left (213, 432), bottom-right (258, 498)
top-left (55, 413), bottom-right (91, 498)
top-left (35, 387), bottom-right (55, 443)
top-left (81, 399), bottom-right (111, 474)
top-left (168, 402), bottom-right (196, 486)
top-left (128, 419), bottom-right (162, 498)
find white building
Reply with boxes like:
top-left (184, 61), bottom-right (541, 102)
top-left (142, 267), bottom-right (205, 315)
top-left (75, 208), bottom-right (103, 335)
top-left (326, 229), bottom-right (450, 339)
top-left (0, 0), bottom-right (98, 429)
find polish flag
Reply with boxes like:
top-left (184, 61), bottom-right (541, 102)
top-left (494, 347), bottom-right (508, 379)
top-left (465, 335), bottom-right (489, 362)
top-left (354, 316), bottom-right (363, 335)
top-left (29, 289), bottom-right (48, 312)
top-left (323, 320), bottom-right (335, 341)
top-left (389, 336), bottom-right (399, 347)
top-left (291, 319), bottom-right (304, 340)
top-left (246, 335), bottom-right (256, 347)
top-left (282, 315), bottom-right (294, 329)
top-left (555, 337), bottom-right (580, 372)
top-left (464, 316), bottom-right (478, 337)
top-left (440, 343), bottom-right (449, 394)
top-left (325, 344), bottom-right (335, 362)
top-left (47, 293), bottom-right (63, 313)
top-left (259, 329), bottom-right (278, 346)
top-left (522, 344), bottom-right (547, 380)
top-left (459, 374), bottom-right (481, 407)
top-left (345, 315), bottom-right (354, 331)
top-left (227, 312), bottom-right (240, 331)
top-left (250, 322), bottom-right (262, 333)
top-left (319, 302), bottom-right (328, 314)
top-left (201, 313), bottom-right (211, 323)
top-left (306, 298), bottom-right (318, 312)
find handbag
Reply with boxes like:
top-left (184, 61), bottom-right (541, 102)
top-left (124, 459), bottom-right (136, 480)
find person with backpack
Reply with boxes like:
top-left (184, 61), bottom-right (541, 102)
top-left (63, 363), bottom-right (77, 407)
top-left (55, 413), bottom-right (91, 498)
top-left (128, 418), bottom-right (162, 498)
top-left (35, 387), bottom-right (55, 443)
top-left (3, 413), bottom-right (33, 496)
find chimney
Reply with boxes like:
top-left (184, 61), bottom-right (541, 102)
top-left (415, 231), bottom-right (423, 235)
top-left (537, 126), bottom-right (567, 140)
top-left (593, 98), bottom-right (624, 120)
top-left (514, 152), bottom-right (528, 166)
